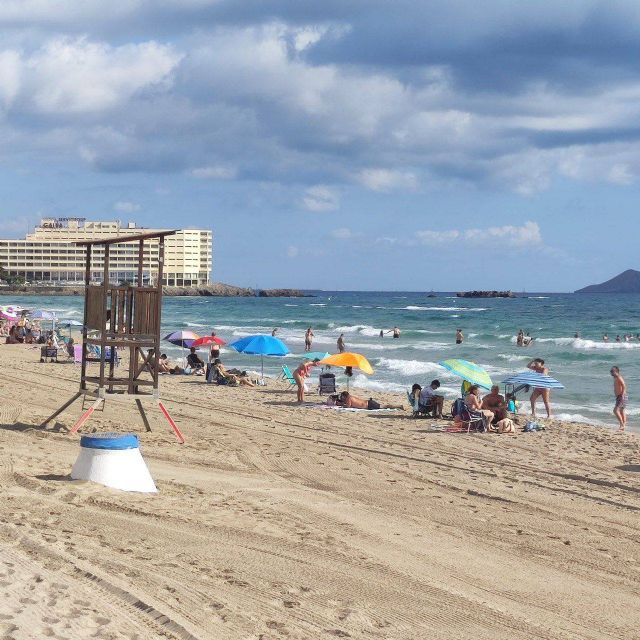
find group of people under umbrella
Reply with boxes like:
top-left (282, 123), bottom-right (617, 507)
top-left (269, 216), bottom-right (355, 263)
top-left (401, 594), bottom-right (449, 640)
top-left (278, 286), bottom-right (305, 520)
top-left (162, 329), bottom-right (564, 419)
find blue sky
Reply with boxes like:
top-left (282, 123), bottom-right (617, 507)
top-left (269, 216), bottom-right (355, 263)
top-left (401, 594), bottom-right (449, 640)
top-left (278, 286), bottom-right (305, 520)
top-left (0, 1), bottom-right (639, 291)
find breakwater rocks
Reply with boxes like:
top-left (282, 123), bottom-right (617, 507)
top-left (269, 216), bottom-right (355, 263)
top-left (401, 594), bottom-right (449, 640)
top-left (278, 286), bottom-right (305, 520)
top-left (456, 290), bottom-right (516, 298)
top-left (0, 282), bottom-right (307, 297)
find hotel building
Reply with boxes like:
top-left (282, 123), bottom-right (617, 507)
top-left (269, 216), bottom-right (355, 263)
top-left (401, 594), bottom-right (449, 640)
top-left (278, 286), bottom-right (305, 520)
top-left (0, 218), bottom-right (213, 286)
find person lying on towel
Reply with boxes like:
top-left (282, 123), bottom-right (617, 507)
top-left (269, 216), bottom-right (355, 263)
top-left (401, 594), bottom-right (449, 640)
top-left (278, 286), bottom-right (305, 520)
top-left (335, 391), bottom-right (404, 411)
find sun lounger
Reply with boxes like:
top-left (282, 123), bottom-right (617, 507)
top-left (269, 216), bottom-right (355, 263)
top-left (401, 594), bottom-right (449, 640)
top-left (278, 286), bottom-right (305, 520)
top-left (280, 365), bottom-right (297, 386)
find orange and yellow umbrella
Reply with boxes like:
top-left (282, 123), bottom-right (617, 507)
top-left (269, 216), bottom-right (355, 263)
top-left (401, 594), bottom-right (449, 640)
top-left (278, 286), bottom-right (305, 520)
top-left (319, 352), bottom-right (374, 375)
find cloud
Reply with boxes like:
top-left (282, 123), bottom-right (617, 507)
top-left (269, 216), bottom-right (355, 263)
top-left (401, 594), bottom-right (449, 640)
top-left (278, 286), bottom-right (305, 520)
top-left (286, 245), bottom-right (299, 258)
top-left (191, 165), bottom-right (237, 180)
top-left (330, 227), bottom-right (354, 240)
top-left (357, 169), bottom-right (417, 192)
top-left (303, 185), bottom-right (339, 211)
top-left (2, 4), bottom-right (640, 195)
top-left (114, 200), bottom-right (140, 213)
top-left (416, 221), bottom-right (542, 248)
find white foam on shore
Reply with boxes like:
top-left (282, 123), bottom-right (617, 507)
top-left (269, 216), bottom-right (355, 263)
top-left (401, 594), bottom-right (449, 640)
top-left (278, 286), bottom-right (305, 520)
top-left (498, 353), bottom-right (530, 362)
top-left (376, 358), bottom-right (442, 376)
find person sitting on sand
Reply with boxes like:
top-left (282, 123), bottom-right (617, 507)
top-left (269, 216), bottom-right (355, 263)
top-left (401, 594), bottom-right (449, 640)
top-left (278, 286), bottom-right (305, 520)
top-left (419, 379), bottom-right (444, 418)
top-left (527, 358), bottom-right (552, 418)
top-left (335, 391), bottom-right (404, 411)
top-left (465, 385), bottom-right (494, 427)
top-left (158, 353), bottom-right (172, 374)
top-left (186, 347), bottom-right (205, 375)
top-left (481, 385), bottom-right (507, 423)
top-left (213, 359), bottom-right (255, 387)
top-left (611, 366), bottom-right (627, 431)
top-left (293, 359), bottom-right (320, 403)
top-left (6, 326), bottom-right (19, 344)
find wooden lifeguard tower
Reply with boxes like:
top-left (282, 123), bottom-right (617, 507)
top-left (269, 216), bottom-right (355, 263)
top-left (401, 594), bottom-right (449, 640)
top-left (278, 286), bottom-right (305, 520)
top-left (41, 230), bottom-right (184, 442)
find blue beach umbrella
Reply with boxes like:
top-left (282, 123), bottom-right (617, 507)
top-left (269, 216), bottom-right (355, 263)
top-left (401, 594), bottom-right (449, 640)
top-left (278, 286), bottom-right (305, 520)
top-left (501, 371), bottom-right (564, 389)
top-left (229, 334), bottom-right (290, 381)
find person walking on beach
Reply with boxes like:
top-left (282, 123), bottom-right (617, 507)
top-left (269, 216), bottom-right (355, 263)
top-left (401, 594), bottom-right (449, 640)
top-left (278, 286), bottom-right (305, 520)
top-left (304, 327), bottom-right (314, 351)
top-left (293, 359), bottom-right (320, 403)
top-left (527, 358), bottom-right (552, 418)
top-left (337, 333), bottom-right (345, 353)
top-left (611, 366), bottom-right (627, 431)
top-left (455, 328), bottom-right (464, 344)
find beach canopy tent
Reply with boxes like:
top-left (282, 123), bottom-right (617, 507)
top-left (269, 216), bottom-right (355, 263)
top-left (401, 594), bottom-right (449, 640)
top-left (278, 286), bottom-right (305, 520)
top-left (30, 309), bottom-right (58, 331)
top-left (501, 371), bottom-right (564, 392)
top-left (300, 351), bottom-right (331, 361)
top-left (438, 359), bottom-right (492, 391)
top-left (58, 318), bottom-right (84, 339)
top-left (191, 335), bottom-right (226, 347)
top-left (319, 352), bottom-right (374, 390)
top-left (229, 334), bottom-right (290, 382)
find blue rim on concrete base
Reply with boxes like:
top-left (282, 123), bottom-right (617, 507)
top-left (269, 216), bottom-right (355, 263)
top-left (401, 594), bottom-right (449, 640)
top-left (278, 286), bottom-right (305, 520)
top-left (80, 433), bottom-right (139, 450)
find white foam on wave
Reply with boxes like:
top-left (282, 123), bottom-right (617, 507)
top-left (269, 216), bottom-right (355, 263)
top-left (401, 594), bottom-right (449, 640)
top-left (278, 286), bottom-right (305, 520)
top-left (351, 375), bottom-right (406, 394)
top-left (498, 353), bottom-right (530, 362)
top-left (402, 306), bottom-right (488, 312)
top-left (528, 296), bottom-right (550, 299)
top-left (185, 322), bottom-right (206, 328)
top-left (310, 303), bottom-right (326, 306)
top-left (334, 324), bottom-right (380, 337)
top-left (376, 358), bottom-right (442, 376)
top-left (284, 304), bottom-right (298, 307)
top-left (573, 338), bottom-right (640, 350)
top-left (535, 337), bottom-right (575, 345)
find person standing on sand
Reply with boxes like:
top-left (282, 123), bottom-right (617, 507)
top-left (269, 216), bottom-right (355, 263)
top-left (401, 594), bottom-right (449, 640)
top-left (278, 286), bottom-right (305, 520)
top-left (293, 359), bottom-right (319, 403)
top-left (456, 328), bottom-right (464, 344)
top-left (611, 366), bottom-right (627, 431)
top-left (304, 327), bottom-right (314, 351)
top-left (337, 333), bottom-right (345, 353)
top-left (527, 358), bottom-right (552, 418)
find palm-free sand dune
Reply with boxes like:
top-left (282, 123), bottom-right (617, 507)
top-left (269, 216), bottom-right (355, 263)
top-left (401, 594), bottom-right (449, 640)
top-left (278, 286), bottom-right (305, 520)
top-left (0, 343), bottom-right (639, 639)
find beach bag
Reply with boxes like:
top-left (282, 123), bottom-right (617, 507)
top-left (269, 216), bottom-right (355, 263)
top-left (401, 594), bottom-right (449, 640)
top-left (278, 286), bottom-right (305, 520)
top-left (451, 398), bottom-right (465, 418)
top-left (524, 420), bottom-right (544, 432)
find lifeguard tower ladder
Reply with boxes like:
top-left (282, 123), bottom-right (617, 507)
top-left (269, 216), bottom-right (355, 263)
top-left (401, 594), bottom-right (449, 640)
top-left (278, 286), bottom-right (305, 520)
top-left (41, 230), bottom-right (184, 442)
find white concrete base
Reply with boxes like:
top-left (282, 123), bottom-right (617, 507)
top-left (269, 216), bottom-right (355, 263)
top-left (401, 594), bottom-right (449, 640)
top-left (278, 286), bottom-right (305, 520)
top-left (71, 447), bottom-right (158, 493)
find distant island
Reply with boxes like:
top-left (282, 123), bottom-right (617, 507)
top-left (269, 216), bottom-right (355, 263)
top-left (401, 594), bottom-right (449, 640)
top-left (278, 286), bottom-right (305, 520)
top-left (457, 290), bottom-right (516, 298)
top-left (575, 269), bottom-right (640, 293)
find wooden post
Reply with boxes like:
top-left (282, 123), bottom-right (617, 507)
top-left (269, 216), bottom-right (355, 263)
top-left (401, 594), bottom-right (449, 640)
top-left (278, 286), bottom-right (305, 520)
top-left (137, 239), bottom-right (144, 286)
top-left (153, 238), bottom-right (165, 393)
top-left (80, 246), bottom-right (91, 391)
top-left (98, 245), bottom-right (110, 394)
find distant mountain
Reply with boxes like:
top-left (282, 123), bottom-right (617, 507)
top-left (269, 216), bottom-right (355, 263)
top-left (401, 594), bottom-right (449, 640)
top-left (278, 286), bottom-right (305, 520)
top-left (575, 269), bottom-right (640, 293)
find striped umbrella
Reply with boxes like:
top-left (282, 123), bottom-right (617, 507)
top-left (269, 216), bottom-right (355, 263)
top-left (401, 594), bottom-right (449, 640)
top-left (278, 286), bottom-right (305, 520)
top-left (164, 330), bottom-right (200, 349)
top-left (438, 359), bottom-right (492, 390)
top-left (501, 371), bottom-right (564, 389)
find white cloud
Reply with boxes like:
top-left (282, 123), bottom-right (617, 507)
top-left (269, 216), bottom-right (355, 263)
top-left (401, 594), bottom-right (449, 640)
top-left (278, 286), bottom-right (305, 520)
top-left (331, 227), bottom-right (354, 240)
top-left (303, 185), bottom-right (339, 212)
top-left (0, 37), bottom-right (181, 115)
top-left (286, 245), bottom-right (299, 258)
top-left (191, 165), bottom-right (237, 180)
top-left (357, 168), bottom-right (417, 192)
top-left (114, 200), bottom-right (140, 213)
top-left (607, 163), bottom-right (634, 185)
top-left (417, 221), bottom-right (542, 248)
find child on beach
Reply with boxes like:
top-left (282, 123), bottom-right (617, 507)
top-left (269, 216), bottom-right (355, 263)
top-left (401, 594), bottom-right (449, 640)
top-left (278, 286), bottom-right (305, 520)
top-left (611, 366), bottom-right (627, 431)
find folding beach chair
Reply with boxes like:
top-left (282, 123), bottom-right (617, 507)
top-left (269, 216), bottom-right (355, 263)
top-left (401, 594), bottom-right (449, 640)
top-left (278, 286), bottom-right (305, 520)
top-left (446, 398), bottom-right (485, 433)
top-left (407, 391), bottom-right (433, 418)
top-left (280, 365), bottom-right (297, 386)
top-left (318, 372), bottom-right (336, 395)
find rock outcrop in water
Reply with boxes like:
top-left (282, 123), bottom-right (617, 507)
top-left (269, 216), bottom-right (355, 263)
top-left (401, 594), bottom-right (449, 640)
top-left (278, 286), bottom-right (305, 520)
top-left (575, 269), bottom-right (640, 293)
top-left (456, 290), bottom-right (516, 298)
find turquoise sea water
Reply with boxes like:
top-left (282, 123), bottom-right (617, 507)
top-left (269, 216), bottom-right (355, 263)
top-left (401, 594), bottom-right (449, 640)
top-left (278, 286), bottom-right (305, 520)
top-left (7, 292), bottom-right (640, 432)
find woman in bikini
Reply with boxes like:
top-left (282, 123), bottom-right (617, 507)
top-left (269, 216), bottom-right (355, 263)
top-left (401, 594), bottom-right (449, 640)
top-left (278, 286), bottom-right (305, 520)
top-left (527, 358), bottom-right (552, 418)
top-left (293, 359), bottom-right (320, 403)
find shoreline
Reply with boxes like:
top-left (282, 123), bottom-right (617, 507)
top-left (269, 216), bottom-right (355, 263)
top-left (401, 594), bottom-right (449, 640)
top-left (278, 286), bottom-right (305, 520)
top-left (0, 343), bottom-right (638, 638)
top-left (0, 282), bottom-right (309, 297)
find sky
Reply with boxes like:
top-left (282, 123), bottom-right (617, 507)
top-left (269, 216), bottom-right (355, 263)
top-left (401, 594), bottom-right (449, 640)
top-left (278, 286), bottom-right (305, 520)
top-left (0, 1), bottom-right (639, 291)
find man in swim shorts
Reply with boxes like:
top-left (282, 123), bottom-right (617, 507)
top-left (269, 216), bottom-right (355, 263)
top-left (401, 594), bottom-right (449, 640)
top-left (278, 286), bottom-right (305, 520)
top-left (336, 391), bottom-right (404, 410)
top-left (611, 366), bottom-right (627, 431)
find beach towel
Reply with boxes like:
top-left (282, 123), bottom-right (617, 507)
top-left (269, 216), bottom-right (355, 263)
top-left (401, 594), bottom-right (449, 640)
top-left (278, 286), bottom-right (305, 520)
top-left (305, 403), bottom-right (399, 413)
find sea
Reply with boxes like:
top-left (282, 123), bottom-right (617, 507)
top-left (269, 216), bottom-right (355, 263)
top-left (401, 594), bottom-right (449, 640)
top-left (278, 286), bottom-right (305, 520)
top-left (6, 291), bottom-right (640, 433)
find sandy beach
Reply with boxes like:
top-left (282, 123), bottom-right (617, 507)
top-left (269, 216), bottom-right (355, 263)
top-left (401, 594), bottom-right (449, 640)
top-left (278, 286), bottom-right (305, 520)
top-left (0, 343), bottom-right (639, 639)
